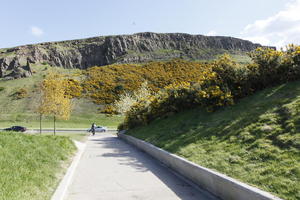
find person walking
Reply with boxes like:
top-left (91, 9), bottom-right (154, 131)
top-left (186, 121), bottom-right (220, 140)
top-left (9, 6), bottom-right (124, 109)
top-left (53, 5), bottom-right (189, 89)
top-left (91, 123), bottom-right (96, 136)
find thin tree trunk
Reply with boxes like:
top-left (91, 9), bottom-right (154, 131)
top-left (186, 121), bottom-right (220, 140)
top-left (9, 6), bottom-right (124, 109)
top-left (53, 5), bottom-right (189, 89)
top-left (54, 115), bottom-right (56, 136)
top-left (40, 114), bottom-right (42, 135)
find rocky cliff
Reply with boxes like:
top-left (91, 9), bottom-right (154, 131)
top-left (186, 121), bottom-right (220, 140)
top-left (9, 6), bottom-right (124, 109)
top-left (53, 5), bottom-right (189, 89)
top-left (0, 32), bottom-right (266, 78)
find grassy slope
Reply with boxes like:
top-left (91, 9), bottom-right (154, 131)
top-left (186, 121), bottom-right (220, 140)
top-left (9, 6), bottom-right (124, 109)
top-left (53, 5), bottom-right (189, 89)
top-left (127, 80), bottom-right (300, 200)
top-left (0, 132), bottom-right (76, 200)
top-left (0, 64), bottom-right (123, 129)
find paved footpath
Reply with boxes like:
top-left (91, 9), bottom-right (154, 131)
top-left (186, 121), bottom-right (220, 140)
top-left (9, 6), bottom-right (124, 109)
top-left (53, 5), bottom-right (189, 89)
top-left (64, 133), bottom-right (219, 200)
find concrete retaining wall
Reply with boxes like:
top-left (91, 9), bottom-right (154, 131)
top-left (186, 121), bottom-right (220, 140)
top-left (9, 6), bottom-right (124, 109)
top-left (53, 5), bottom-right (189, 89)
top-left (118, 132), bottom-right (282, 200)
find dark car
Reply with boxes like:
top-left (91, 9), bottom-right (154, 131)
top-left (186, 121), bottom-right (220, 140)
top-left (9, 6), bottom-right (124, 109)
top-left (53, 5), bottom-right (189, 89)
top-left (4, 126), bottom-right (27, 132)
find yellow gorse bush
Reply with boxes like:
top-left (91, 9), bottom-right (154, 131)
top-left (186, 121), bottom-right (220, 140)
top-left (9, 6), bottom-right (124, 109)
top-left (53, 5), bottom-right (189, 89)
top-left (82, 59), bottom-right (212, 105)
top-left (119, 76), bottom-right (234, 129)
top-left (118, 45), bottom-right (300, 129)
top-left (76, 45), bottom-right (300, 129)
top-left (65, 79), bottom-right (83, 98)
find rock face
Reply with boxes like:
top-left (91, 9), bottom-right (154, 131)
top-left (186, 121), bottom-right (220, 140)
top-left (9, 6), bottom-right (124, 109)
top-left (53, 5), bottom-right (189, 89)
top-left (3, 60), bottom-right (32, 80)
top-left (0, 32), bottom-right (268, 78)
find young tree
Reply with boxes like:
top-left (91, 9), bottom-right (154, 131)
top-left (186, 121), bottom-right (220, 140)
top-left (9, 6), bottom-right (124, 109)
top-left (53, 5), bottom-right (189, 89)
top-left (38, 71), bottom-right (72, 135)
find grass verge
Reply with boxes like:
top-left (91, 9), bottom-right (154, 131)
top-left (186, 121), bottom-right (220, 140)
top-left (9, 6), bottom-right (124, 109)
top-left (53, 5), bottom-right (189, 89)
top-left (0, 132), bottom-right (76, 200)
top-left (126, 80), bottom-right (300, 200)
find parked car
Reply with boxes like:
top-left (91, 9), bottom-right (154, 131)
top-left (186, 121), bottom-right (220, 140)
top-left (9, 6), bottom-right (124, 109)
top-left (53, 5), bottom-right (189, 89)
top-left (4, 126), bottom-right (27, 132)
top-left (87, 126), bottom-right (108, 132)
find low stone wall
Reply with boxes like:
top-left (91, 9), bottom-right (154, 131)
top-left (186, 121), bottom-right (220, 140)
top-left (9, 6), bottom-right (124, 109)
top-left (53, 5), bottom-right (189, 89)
top-left (118, 132), bottom-right (282, 200)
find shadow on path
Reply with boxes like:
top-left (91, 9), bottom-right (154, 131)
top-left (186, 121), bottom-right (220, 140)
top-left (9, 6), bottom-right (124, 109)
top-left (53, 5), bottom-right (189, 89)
top-left (88, 134), bottom-right (218, 200)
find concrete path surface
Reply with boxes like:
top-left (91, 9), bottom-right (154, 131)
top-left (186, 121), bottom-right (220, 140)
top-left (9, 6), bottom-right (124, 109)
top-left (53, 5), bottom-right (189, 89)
top-left (64, 133), bottom-right (219, 200)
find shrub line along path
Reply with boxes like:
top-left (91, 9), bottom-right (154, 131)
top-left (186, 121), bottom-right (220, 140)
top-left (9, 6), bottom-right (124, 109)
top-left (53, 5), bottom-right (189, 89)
top-left (63, 132), bottom-right (218, 200)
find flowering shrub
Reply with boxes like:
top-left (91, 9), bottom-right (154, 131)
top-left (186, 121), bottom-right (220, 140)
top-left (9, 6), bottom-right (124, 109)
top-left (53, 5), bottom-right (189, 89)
top-left (211, 47), bottom-right (300, 99)
top-left (247, 47), bottom-right (284, 90)
top-left (82, 59), bottom-right (212, 105)
top-left (280, 44), bottom-right (300, 81)
top-left (114, 82), bottom-right (152, 114)
top-left (244, 46), bottom-right (300, 93)
top-left (64, 79), bottom-right (83, 98)
top-left (79, 45), bottom-right (300, 129)
top-left (211, 54), bottom-right (252, 98)
top-left (119, 79), bottom-right (233, 130)
top-left (118, 45), bottom-right (300, 129)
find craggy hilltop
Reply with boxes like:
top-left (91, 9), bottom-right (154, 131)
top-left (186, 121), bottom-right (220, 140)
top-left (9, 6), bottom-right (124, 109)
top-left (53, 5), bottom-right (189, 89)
top-left (0, 32), bottom-right (266, 78)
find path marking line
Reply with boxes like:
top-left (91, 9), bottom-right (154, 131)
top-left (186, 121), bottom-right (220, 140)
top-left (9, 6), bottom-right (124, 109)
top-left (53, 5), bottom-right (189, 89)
top-left (51, 140), bottom-right (87, 200)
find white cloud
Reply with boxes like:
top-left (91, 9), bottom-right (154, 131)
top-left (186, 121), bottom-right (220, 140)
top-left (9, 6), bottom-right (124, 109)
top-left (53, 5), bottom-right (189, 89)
top-left (206, 30), bottom-right (217, 36)
top-left (241, 0), bottom-right (300, 48)
top-left (30, 26), bottom-right (44, 37)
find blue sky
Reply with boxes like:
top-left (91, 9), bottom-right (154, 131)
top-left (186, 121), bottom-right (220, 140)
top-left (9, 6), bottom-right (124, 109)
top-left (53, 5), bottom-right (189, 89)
top-left (1, 0), bottom-right (299, 48)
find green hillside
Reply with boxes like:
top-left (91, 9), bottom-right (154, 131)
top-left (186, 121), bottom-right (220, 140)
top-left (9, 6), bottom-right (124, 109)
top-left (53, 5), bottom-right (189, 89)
top-left (0, 64), bottom-right (123, 129)
top-left (126, 80), bottom-right (300, 200)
